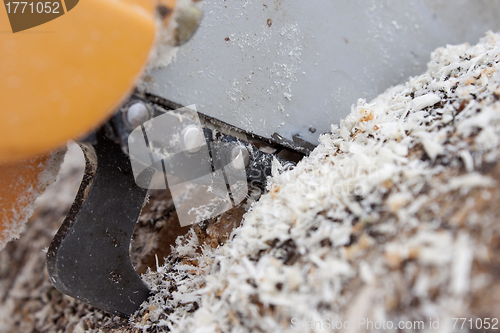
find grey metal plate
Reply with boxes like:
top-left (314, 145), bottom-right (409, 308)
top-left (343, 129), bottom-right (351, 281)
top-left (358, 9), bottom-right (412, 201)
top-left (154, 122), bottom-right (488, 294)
top-left (144, 0), bottom-right (500, 148)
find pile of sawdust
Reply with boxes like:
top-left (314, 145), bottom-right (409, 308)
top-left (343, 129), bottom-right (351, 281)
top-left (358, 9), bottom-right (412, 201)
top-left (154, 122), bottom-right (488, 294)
top-left (130, 32), bottom-right (500, 332)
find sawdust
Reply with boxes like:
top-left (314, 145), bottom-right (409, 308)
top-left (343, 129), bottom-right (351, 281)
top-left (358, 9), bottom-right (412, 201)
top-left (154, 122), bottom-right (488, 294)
top-left (129, 31), bottom-right (500, 332)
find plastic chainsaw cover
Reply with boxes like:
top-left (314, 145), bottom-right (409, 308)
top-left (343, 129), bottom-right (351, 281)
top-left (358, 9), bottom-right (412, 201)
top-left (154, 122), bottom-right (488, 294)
top-left (144, 0), bottom-right (500, 148)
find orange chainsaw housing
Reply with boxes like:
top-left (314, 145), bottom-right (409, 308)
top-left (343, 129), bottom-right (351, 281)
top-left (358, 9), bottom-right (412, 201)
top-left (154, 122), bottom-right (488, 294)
top-left (0, 0), bottom-right (176, 248)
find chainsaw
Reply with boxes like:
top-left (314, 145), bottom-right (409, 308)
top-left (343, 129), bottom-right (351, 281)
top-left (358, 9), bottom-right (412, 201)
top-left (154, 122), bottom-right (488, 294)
top-left (1, 0), bottom-right (500, 317)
